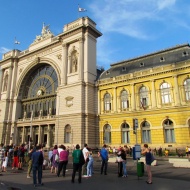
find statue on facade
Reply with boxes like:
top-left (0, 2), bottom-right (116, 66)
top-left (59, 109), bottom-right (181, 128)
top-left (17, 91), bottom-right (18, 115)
top-left (33, 23), bottom-right (54, 43)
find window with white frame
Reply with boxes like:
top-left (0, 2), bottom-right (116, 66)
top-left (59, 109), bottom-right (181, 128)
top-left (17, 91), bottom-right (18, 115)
top-left (121, 122), bottom-right (130, 143)
top-left (65, 125), bottom-right (71, 143)
top-left (184, 78), bottom-right (190, 101)
top-left (121, 90), bottom-right (129, 110)
top-left (141, 121), bottom-right (151, 143)
top-left (160, 82), bottom-right (171, 104)
top-left (139, 86), bottom-right (149, 108)
top-left (104, 93), bottom-right (111, 111)
top-left (103, 124), bottom-right (111, 144)
top-left (163, 119), bottom-right (175, 143)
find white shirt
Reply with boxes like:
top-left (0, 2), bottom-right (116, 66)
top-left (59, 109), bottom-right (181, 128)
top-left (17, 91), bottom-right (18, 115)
top-left (82, 147), bottom-right (89, 160)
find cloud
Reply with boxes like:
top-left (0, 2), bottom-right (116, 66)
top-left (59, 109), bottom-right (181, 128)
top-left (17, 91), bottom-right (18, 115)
top-left (0, 47), bottom-right (10, 54)
top-left (89, 0), bottom-right (179, 39)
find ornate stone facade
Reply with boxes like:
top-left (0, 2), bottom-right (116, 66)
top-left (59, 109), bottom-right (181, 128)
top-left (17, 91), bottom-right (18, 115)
top-left (0, 17), bottom-right (102, 148)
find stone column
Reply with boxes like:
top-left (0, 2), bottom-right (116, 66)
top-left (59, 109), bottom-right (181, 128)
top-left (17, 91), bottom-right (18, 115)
top-left (22, 127), bottom-right (25, 144)
top-left (79, 38), bottom-right (84, 81)
top-left (47, 124), bottom-right (51, 148)
top-left (0, 68), bottom-right (4, 97)
top-left (98, 89), bottom-right (101, 114)
top-left (6, 64), bottom-right (13, 99)
top-left (62, 43), bottom-right (68, 85)
top-left (151, 80), bottom-right (156, 108)
top-left (113, 87), bottom-right (117, 112)
top-left (131, 84), bottom-right (136, 110)
top-left (38, 125), bottom-right (41, 145)
top-left (173, 75), bottom-right (180, 106)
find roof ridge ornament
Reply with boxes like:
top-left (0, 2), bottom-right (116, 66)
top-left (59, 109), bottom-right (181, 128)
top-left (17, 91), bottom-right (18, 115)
top-left (33, 22), bottom-right (54, 43)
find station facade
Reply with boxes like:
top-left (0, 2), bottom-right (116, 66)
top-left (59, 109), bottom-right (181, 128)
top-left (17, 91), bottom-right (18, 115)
top-left (0, 17), bottom-right (102, 148)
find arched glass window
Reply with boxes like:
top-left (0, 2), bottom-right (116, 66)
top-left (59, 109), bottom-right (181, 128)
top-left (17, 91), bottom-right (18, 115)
top-left (121, 123), bottom-right (130, 143)
top-left (121, 90), bottom-right (129, 110)
top-left (184, 78), bottom-right (190, 101)
top-left (141, 121), bottom-right (151, 143)
top-left (19, 64), bottom-right (58, 118)
top-left (139, 86), bottom-right (148, 108)
top-left (65, 125), bottom-right (71, 143)
top-left (163, 119), bottom-right (175, 143)
top-left (103, 124), bottom-right (111, 144)
top-left (104, 93), bottom-right (111, 111)
top-left (3, 73), bottom-right (8, 91)
top-left (160, 82), bottom-right (171, 104)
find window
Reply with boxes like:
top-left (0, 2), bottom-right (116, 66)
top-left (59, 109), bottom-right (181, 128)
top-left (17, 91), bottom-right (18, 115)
top-left (160, 82), bottom-right (171, 104)
top-left (184, 78), bottom-right (190, 101)
top-left (121, 123), bottom-right (130, 143)
top-left (3, 73), bottom-right (8, 91)
top-left (141, 121), bottom-right (151, 143)
top-left (103, 124), bottom-right (111, 144)
top-left (163, 119), bottom-right (175, 143)
top-left (65, 125), bottom-right (71, 143)
top-left (121, 90), bottom-right (129, 110)
top-left (139, 86), bottom-right (148, 108)
top-left (104, 93), bottom-right (111, 111)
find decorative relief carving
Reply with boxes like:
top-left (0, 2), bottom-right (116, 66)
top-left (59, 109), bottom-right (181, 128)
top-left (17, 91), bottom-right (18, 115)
top-left (19, 68), bottom-right (23, 74)
top-left (56, 54), bottom-right (62, 60)
top-left (65, 96), bottom-right (74, 107)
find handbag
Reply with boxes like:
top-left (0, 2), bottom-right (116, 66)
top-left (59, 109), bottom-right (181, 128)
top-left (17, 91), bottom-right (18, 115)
top-left (55, 154), bottom-right (59, 162)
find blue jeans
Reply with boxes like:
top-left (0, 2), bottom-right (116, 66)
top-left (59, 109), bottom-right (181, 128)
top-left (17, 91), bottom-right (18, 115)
top-left (87, 160), bottom-right (93, 176)
top-left (32, 165), bottom-right (42, 185)
top-left (122, 161), bottom-right (127, 176)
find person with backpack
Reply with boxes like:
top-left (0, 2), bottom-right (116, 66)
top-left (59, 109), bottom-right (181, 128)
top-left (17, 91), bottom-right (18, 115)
top-left (71, 144), bottom-right (84, 183)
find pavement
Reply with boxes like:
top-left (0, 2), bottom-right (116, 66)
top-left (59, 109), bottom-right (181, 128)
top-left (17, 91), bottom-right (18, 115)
top-left (0, 156), bottom-right (190, 190)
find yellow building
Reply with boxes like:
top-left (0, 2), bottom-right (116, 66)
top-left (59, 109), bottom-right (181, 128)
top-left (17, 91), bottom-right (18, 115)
top-left (97, 44), bottom-right (190, 150)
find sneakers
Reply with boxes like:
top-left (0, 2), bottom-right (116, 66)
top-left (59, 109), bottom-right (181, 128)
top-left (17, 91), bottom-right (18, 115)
top-left (122, 175), bottom-right (128, 177)
top-left (82, 175), bottom-right (88, 178)
top-left (27, 176), bottom-right (31, 178)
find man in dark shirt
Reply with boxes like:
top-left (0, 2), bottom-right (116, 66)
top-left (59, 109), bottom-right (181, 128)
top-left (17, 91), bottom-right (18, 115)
top-left (32, 145), bottom-right (44, 187)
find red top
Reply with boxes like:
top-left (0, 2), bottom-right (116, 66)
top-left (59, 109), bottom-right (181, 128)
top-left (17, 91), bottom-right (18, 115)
top-left (59, 150), bottom-right (69, 161)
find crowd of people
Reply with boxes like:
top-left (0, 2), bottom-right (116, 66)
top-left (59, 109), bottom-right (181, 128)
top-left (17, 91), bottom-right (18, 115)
top-left (1, 142), bottom-right (189, 187)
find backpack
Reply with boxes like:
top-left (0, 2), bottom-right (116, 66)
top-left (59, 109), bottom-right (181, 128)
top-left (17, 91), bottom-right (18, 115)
top-left (79, 150), bottom-right (85, 165)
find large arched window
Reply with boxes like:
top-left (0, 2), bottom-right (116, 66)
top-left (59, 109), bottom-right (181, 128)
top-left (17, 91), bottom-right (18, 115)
top-left (121, 90), bottom-right (129, 110)
top-left (163, 119), bottom-right (175, 143)
top-left (160, 82), bottom-right (171, 104)
top-left (19, 64), bottom-right (58, 118)
top-left (104, 93), bottom-right (111, 111)
top-left (64, 125), bottom-right (71, 143)
top-left (139, 86), bottom-right (148, 108)
top-left (103, 124), bottom-right (111, 144)
top-left (121, 122), bottom-right (130, 143)
top-left (184, 78), bottom-right (190, 101)
top-left (141, 121), bottom-right (151, 143)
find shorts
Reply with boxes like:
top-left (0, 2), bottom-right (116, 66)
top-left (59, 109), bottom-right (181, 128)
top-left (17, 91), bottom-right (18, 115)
top-left (19, 157), bottom-right (24, 163)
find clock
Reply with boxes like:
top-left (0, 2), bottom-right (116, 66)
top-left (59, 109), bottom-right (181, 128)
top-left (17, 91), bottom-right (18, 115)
top-left (37, 89), bottom-right (42, 96)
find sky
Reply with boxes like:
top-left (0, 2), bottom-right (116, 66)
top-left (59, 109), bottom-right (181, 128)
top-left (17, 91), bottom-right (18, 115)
top-left (1, 0), bottom-right (190, 70)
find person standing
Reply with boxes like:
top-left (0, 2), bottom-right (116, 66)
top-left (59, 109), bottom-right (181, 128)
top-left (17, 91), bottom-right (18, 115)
top-left (51, 145), bottom-right (59, 174)
top-left (0, 144), bottom-right (5, 175)
top-left (87, 151), bottom-right (94, 177)
top-left (71, 144), bottom-right (83, 183)
top-left (185, 146), bottom-right (189, 158)
top-left (32, 145), bottom-right (44, 187)
top-left (141, 144), bottom-right (152, 184)
top-left (82, 143), bottom-right (89, 176)
top-left (121, 148), bottom-right (127, 177)
top-left (100, 144), bottom-right (108, 175)
top-left (57, 145), bottom-right (69, 177)
top-left (12, 146), bottom-right (19, 170)
top-left (27, 147), bottom-right (33, 178)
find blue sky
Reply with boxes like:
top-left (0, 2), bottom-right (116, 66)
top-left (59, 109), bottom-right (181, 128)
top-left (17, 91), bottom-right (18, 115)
top-left (1, 0), bottom-right (190, 69)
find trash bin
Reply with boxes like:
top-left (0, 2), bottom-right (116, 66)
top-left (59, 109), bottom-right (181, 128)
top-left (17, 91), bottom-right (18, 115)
top-left (137, 162), bottom-right (144, 177)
